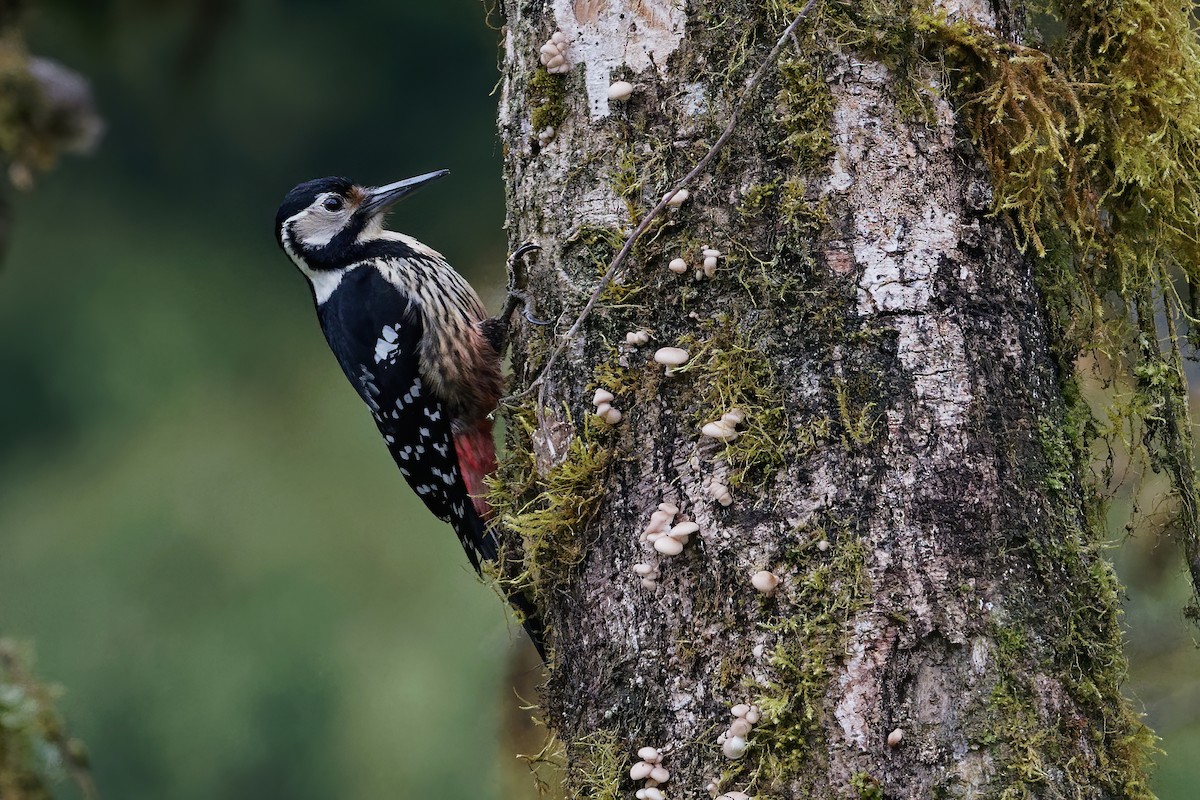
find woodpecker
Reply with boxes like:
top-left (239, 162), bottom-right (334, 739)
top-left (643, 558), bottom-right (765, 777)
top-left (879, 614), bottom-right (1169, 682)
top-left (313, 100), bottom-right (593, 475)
top-left (274, 170), bottom-right (543, 656)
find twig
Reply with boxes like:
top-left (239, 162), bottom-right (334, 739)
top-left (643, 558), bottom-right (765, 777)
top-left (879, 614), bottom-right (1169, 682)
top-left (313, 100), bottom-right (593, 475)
top-left (0, 640), bottom-right (102, 800)
top-left (527, 0), bottom-right (821, 412)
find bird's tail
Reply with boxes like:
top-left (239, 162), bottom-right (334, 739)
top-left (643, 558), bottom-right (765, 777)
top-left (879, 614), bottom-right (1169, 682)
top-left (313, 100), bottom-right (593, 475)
top-left (454, 419), bottom-right (547, 661)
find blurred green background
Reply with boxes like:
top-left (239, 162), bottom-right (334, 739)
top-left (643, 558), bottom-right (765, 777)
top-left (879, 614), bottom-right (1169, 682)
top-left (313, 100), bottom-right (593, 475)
top-left (0, 2), bottom-right (539, 799)
top-left (0, 2), bottom-right (1196, 799)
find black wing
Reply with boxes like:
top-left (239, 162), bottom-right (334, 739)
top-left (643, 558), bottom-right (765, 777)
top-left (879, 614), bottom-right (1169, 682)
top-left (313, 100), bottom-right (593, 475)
top-left (316, 264), bottom-right (494, 570)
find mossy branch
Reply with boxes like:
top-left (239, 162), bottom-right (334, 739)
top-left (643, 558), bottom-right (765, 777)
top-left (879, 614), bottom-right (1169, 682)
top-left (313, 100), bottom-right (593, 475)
top-left (0, 641), bottom-right (100, 800)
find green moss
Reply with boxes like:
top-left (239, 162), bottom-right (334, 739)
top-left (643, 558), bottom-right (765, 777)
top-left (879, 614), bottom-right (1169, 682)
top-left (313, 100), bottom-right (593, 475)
top-left (0, 641), bottom-right (90, 800)
top-left (529, 68), bottom-right (568, 133)
top-left (851, 771), bottom-right (885, 800)
top-left (737, 180), bottom-right (780, 219)
top-left (833, 376), bottom-right (879, 448)
top-left (678, 316), bottom-right (790, 492)
top-left (569, 729), bottom-right (624, 800)
top-left (750, 523), bottom-right (871, 792)
top-left (775, 55), bottom-right (836, 170)
top-left (486, 408), bottom-right (613, 618)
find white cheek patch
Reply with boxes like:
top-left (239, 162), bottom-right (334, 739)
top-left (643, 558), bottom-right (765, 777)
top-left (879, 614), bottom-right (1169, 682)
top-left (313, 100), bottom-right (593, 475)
top-left (290, 208), bottom-right (344, 248)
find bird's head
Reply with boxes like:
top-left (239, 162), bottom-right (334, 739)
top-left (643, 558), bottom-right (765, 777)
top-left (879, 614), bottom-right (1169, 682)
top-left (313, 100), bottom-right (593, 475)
top-left (274, 170), bottom-right (448, 273)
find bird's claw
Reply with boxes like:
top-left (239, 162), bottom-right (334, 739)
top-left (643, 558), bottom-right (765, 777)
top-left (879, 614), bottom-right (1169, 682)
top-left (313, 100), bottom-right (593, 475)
top-left (504, 242), bottom-right (548, 327)
top-left (507, 241), bottom-right (542, 267)
top-left (508, 289), bottom-right (550, 326)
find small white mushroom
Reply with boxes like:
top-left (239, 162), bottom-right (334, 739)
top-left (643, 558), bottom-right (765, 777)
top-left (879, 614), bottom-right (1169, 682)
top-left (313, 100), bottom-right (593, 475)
top-left (728, 718), bottom-right (752, 738)
top-left (669, 521), bottom-right (699, 542)
top-left (649, 766), bottom-right (670, 784)
top-left (662, 188), bottom-right (690, 206)
top-left (752, 643), bottom-right (766, 658)
top-left (721, 735), bottom-right (747, 759)
top-left (654, 535), bottom-right (685, 556)
top-left (630, 762), bottom-right (655, 781)
top-left (637, 746), bottom-right (661, 763)
top-left (640, 789), bottom-right (665, 800)
top-left (888, 728), bottom-right (905, 747)
top-left (719, 793), bottom-right (751, 800)
top-left (625, 329), bottom-right (651, 346)
top-left (537, 126), bottom-right (556, 146)
top-left (731, 704), bottom-right (751, 718)
top-left (653, 347), bottom-right (690, 372)
top-left (593, 389), bottom-right (615, 406)
top-left (744, 706), bottom-right (761, 725)
top-left (632, 563), bottom-right (655, 577)
top-left (658, 502), bottom-right (679, 515)
top-left (723, 408), bottom-right (745, 426)
top-left (608, 80), bottom-right (634, 101)
top-left (706, 782), bottom-right (719, 799)
top-left (601, 407), bottom-right (622, 425)
top-left (817, 539), bottom-right (831, 552)
top-left (751, 570), bottom-right (780, 595)
top-left (702, 421), bottom-right (739, 442)
top-left (668, 257), bottom-right (688, 274)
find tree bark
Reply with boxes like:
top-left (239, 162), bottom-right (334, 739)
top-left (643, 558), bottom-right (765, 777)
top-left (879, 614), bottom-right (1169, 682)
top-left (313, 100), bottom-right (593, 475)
top-left (494, 1), bottom-right (1155, 798)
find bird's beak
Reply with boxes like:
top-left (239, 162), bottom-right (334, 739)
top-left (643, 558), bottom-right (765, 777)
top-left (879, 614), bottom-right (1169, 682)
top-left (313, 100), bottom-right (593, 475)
top-left (360, 169), bottom-right (449, 216)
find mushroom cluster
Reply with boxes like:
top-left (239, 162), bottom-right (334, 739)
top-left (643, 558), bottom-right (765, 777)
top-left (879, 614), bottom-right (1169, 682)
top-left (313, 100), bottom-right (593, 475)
top-left (642, 502), bottom-right (698, 557)
top-left (537, 126), bottom-right (556, 147)
top-left (632, 561), bottom-right (659, 589)
top-left (630, 746), bottom-right (670, 799)
top-left (705, 476), bottom-right (733, 506)
top-left (592, 388), bottom-right (622, 426)
top-left (717, 703), bottom-right (761, 759)
top-left (701, 409), bottom-right (744, 442)
top-left (539, 31), bottom-right (570, 74)
top-left (698, 247), bottom-right (721, 279)
top-left (625, 329), bottom-right (651, 347)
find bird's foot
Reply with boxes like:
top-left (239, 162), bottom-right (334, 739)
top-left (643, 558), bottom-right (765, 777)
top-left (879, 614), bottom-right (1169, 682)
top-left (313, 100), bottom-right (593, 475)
top-left (501, 242), bottom-right (548, 326)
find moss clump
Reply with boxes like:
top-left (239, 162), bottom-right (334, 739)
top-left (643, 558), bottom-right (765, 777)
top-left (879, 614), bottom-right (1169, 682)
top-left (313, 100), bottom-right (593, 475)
top-left (851, 771), bottom-right (885, 800)
top-left (833, 376), bottom-right (879, 448)
top-left (750, 524), bottom-right (870, 792)
top-left (568, 729), bottom-right (624, 800)
top-left (0, 641), bottom-right (92, 800)
top-left (486, 408), bottom-right (612, 615)
top-left (529, 68), bottom-right (568, 133)
top-left (774, 55), bottom-right (835, 170)
top-left (679, 315), bottom-right (790, 491)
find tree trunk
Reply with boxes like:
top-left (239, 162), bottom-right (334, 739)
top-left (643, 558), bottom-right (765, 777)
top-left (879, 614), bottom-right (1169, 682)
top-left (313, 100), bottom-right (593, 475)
top-left (493, 1), bottom-right (1156, 797)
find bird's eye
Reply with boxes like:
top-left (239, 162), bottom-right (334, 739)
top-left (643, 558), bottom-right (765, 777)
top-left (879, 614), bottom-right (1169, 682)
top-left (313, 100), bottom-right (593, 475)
top-left (322, 196), bottom-right (345, 212)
